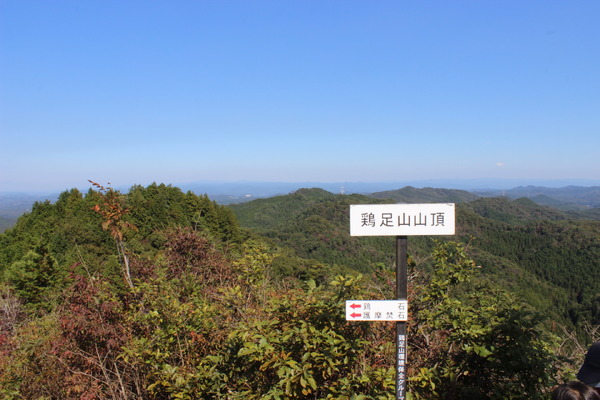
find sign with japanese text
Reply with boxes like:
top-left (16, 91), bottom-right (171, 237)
top-left (350, 203), bottom-right (455, 236)
top-left (345, 300), bottom-right (408, 321)
top-left (397, 333), bottom-right (407, 397)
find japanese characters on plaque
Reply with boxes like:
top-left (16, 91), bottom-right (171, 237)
top-left (345, 300), bottom-right (408, 321)
top-left (350, 203), bottom-right (455, 237)
top-left (397, 333), bottom-right (407, 399)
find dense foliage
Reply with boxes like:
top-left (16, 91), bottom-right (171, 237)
top-left (0, 183), bottom-right (598, 399)
top-left (233, 189), bottom-right (600, 333)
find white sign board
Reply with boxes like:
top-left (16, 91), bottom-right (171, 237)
top-left (350, 203), bottom-right (455, 236)
top-left (346, 300), bottom-right (408, 321)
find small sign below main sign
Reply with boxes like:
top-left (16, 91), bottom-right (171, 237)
top-left (346, 300), bottom-right (408, 321)
top-left (350, 203), bottom-right (455, 236)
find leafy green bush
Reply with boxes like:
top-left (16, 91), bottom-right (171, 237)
top-left (408, 242), bottom-right (560, 399)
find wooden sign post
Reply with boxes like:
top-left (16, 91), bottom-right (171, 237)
top-left (348, 203), bottom-right (456, 400)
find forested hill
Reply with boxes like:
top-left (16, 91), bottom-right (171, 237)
top-left (231, 187), bottom-right (600, 331)
top-left (230, 189), bottom-right (397, 275)
top-left (462, 197), bottom-right (569, 224)
top-left (370, 186), bottom-right (478, 203)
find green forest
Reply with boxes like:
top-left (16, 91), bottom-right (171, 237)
top-left (1, 183), bottom-right (598, 399)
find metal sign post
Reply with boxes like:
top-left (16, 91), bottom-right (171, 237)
top-left (348, 204), bottom-right (455, 400)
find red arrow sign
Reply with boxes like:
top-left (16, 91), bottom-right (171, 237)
top-left (346, 300), bottom-right (408, 322)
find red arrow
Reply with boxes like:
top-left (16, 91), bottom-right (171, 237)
top-left (350, 303), bottom-right (362, 309)
top-left (350, 312), bottom-right (362, 318)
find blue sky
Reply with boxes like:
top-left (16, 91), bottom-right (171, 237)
top-left (1, 1), bottom-right (599, 192)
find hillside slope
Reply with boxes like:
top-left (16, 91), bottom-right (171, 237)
top-left (232, 187), bottom-right (600, 331)
top-left (371, 186), bottom-right (478, 203)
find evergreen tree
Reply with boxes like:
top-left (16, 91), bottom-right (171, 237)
top-left (4, 244), bottom-right (62, 313)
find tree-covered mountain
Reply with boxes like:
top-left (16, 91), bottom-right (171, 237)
top-left (462, 197), bottom-right (569, 224)
top-left (231, 187), bottom-right (600, 333)
top-left (370, 186), bottom-right (478, 204)
top-left (230, 189), bottom-right (398, 277)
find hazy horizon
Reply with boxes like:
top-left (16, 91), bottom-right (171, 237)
top-left (2, 178), bottom-right (600, 198)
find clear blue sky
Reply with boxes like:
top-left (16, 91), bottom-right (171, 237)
top-left (1, 1), bottom-right (599, 192)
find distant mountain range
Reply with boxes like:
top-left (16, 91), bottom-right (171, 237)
top-left (475, 185), bottom-right (600, 209)
top-left (1, 183), bottom-right (599, 232)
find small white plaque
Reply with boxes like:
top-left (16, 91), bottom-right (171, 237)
top-left (350, 203), bottom-right (455, 236)
top-left (346, 300), bottom-right (408, 321)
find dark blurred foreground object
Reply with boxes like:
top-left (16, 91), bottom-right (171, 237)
top-left (578, 342), bottom-right (600, 389)
top-left (551, 381), bottom-right (600, 400)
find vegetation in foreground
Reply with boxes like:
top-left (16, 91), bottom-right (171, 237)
top-left (0, 183), bottom-right (597, 399)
